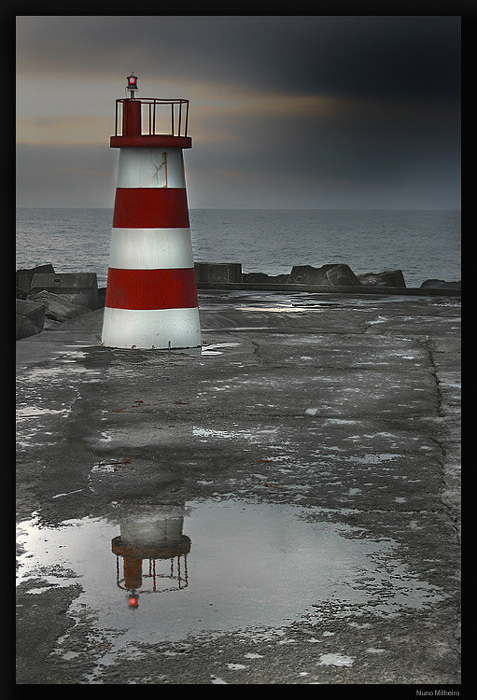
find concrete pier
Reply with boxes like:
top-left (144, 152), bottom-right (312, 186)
top-left (16, 290), bottom-right (461, 686)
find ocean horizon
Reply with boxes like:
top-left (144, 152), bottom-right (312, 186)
top-left (16, 207), bottom-right (461, 289)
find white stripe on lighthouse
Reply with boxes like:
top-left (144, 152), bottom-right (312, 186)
top-left (102, 307), bottom-right (201, 349)
top-left (108, 228), bottom-right (194, 269)
top-left (116, 148), bottom-right (186, 189)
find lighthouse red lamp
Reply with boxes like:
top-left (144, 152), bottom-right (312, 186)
top-left (101, 74), bottom-right (201, 349)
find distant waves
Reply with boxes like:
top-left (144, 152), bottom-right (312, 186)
top-left (16, 208), bottom-right (461, 288)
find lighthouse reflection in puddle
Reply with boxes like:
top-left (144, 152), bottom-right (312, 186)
top-left (111, 504), bottom-right (191, 609)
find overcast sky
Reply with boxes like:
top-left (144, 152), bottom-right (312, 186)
top-left (16, 15), bottom-right (461, 209)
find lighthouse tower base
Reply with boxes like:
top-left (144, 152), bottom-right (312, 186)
top-left (102, 306), bottom-right (201, 350)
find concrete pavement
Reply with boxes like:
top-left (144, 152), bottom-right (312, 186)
top-left (16, 290), bottom-right (461, 685)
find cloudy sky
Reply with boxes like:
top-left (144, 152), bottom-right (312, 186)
top-left (16, 15), bottom-right (461, 209)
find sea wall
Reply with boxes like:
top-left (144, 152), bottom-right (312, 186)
top-left (16, 262), bottom-right (461, 340)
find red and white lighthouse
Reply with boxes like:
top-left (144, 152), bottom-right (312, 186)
top-left (101, 74), bottom-right (201, 349)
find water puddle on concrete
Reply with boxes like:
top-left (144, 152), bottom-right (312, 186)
top-left (201, 342), bottom-right (241, 356)
top-left (17, 499), bottom-right (445, 648)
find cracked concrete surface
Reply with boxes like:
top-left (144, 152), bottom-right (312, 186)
top-left (16, 291), bottom-right (460, 685)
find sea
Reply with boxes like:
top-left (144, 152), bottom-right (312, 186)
top-left (16, 208), bottom-right (461, 289)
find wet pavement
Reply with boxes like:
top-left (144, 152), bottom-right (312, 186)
top-left (16, 290), bottom-right (461, 685)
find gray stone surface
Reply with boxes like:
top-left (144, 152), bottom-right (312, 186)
top-left (16, 291), bottom-right (461, 685)
top-left (29, 290), bottom-right (90, 323)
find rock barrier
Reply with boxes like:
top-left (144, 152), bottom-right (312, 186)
top-left (16, 264), bottom-right (55, 294)
top-left (195, 262), bottom-right (461, 291)
top-left (16, 262), bottom-right (461, 340)
top-left (16, 298), bottom-right (46, 340)
top-left (16, 265), bottom-right (97, 339)
top-left (194, 262), bottom-right (242, 284)
top-left (30, 272), bottom-right (98, 309)
top-left (30, 290), bottom-right (90, 326)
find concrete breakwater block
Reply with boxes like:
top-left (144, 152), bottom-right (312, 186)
top-left (29, 290), bottom-right (90, 324)
top-left (357, 270), bottom-right (406, 287)
top-left (420, 278), bottom-right (461, 290)
top-left (16, 264), bottom-right (55, 294)
top-left (288, 264), bottom-right (335, 286)
top-left (287, 263), bottom-right (404, 287)
top-left (194, 262), bottom-right (242, 284)
top-left (16, 299), bottom-right (46, 340)
top-left (325, 263), bottom-right (362, 287)
top-left (29, 272), bottom-right (98, 309)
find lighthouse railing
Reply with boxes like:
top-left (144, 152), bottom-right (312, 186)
top-left (114, 98), bottom-right (190, 139)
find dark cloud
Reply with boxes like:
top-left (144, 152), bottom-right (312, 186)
top-left (17, 16), bottom-right (460, 102)
top-left (16, 16), bottom-right (461, 209)
top-left (191, 91), bottom-right (460, 183)
top-left (290, 16), bottom-right (461, 101)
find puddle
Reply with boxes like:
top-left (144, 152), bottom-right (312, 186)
top-left (241, 306), bottom-right (317, 313)
top-left (16, 406), bottom-right (71, 420)
top-left (192, 425), bottom-right (279, 442)
top-left (318, 653), bottom-right (354, 666)
top-left (17, 499), bottom-right (446, 648)
top-left (201, 342), bottom-right (241, 356)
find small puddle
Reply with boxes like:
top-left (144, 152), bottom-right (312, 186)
top-left (17, 499), bottom-right (446, 647)
top-left (201, 342), bottom-right (241, 356)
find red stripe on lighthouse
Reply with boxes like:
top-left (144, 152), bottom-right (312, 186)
top-left (104, 267), bottom-right (198, 310)
top-left (112, 188), bottom-right (190, 228)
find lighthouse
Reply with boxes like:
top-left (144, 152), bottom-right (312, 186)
top-left (101, 74), bottom-right (201, 349)
top-left (112, 505), bottom-right (191, 608)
